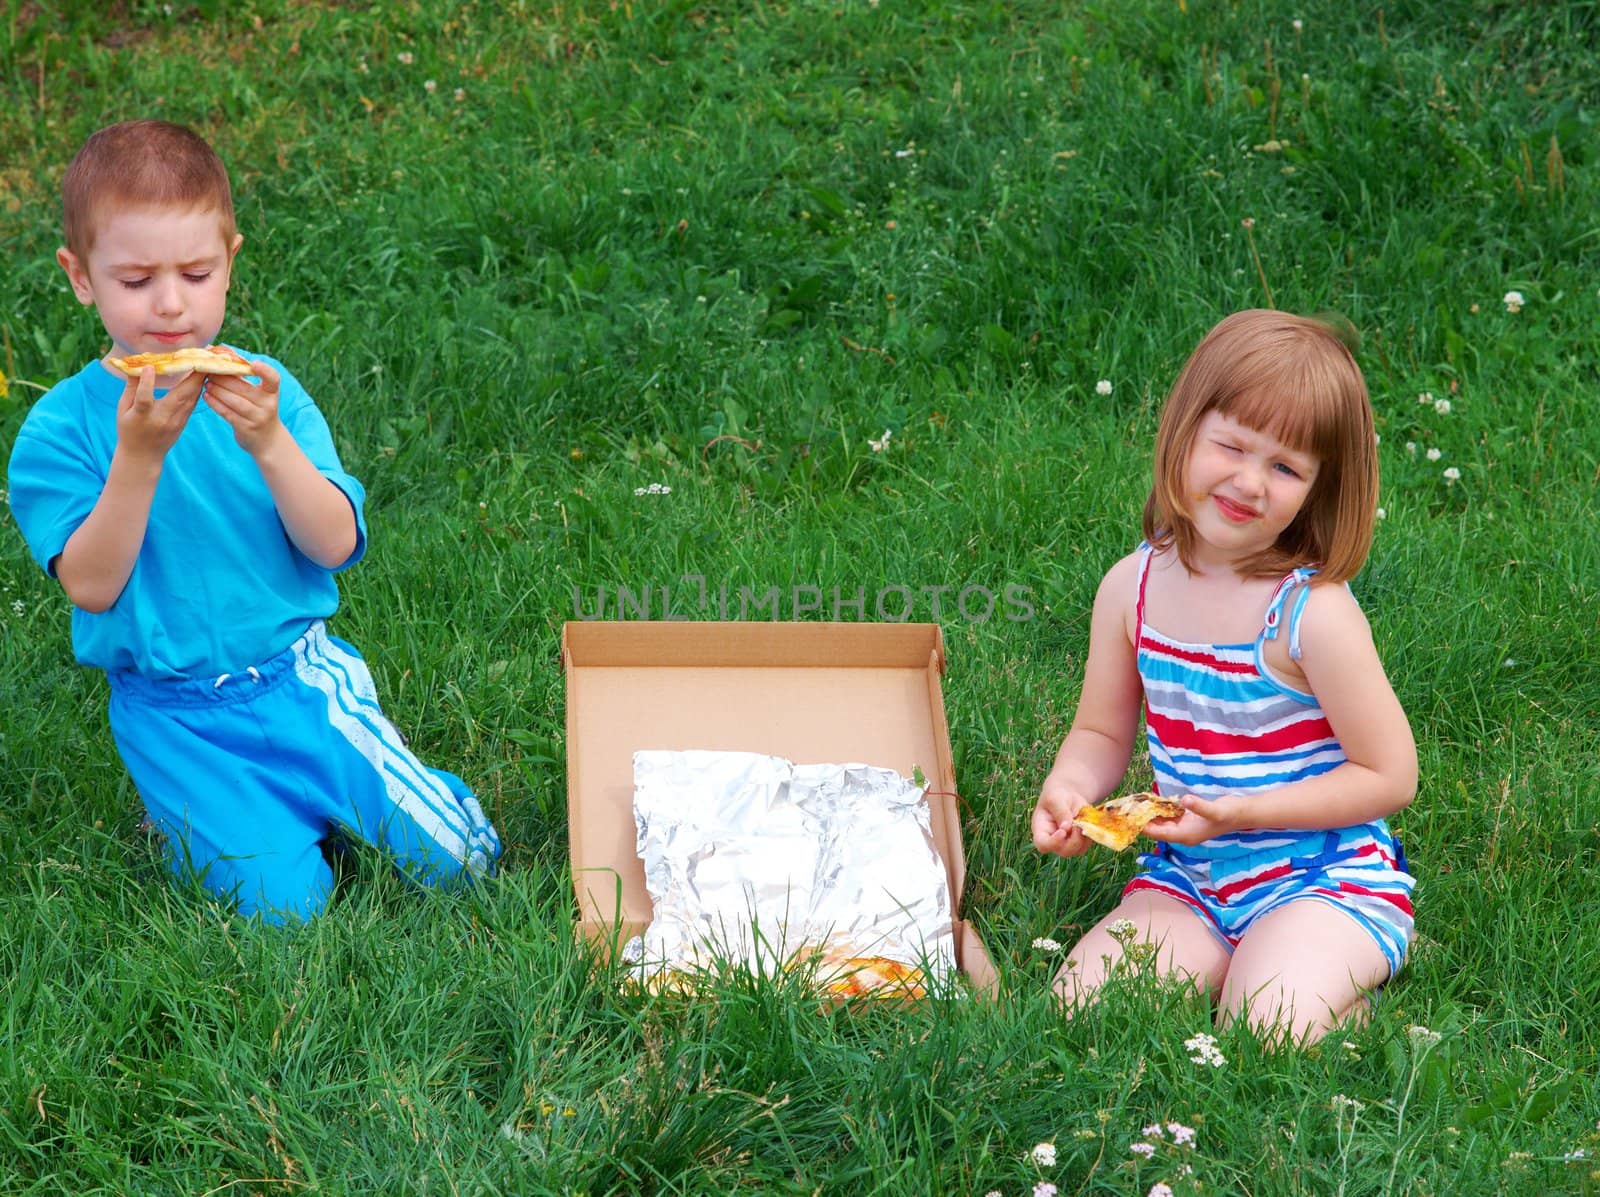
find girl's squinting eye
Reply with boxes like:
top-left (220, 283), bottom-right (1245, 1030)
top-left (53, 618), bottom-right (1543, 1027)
top-left (1273, 462), bottom-right (1302, 479)
top-left (183, 272), bottom-right (212, 283)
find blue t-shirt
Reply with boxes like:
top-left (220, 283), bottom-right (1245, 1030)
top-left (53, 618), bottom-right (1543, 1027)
top-left (7, 354), bottom-right (367, 679)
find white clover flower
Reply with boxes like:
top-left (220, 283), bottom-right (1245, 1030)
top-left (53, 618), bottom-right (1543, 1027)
top-left (1417, 391), bottom-right (1433, 405)
top-left (454, 87), bottom-right (466, 102)
top-left (1503, 290), bottom-right (1524, 313)
top-left (1407, 1025), bottom-right (1443, 1051)
top-left (1032, 936), bottom-right (1063, 953)
top-left (424, 79), bottom-right (437, 92)
top-left (1130, 1141), bottom-right (1157, 1159)
top-left (1096, 379), bottom-right (1113, 395)
top-left (398, 50), bottom-right (414, 65)
top-left (1443, 467), bottom-right (1461, 484)
top-left (1183, 1032), bottom-right (1227, 1067)
top-left (1434, 398), bottom-right (1452, 415)
top-left (868, 428), bottom-right (893, 453)
top-left (1376, 507), bottom-right (1386, 520)
top-left (1405, 441), bottom-right (1417, 455)
top-left (633, 483), bottom-right (672, 496)
top-left (1425, 447), bottom-right (1442, 462)
top-left (1031, 1141), bottom-right (1058, 1167)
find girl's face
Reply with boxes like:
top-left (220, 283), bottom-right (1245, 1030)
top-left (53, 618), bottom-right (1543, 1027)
top-left (1183, 410), bottom-right (1320, 567)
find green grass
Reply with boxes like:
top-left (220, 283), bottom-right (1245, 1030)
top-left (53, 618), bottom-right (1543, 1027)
top-left (3, 1), bottom-right (1599, 1192)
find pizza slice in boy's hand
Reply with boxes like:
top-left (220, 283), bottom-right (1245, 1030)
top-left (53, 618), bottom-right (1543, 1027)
top-left (1072, 791), bottom-right (1185, 851)
top-left (107, 345), bottom-right (254, 377)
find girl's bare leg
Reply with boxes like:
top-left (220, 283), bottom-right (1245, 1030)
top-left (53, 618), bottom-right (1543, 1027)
top-left (1054, 889), bottom-right (1231, 1006)
top-left (1220, 900), bottom-right (1392, 1043)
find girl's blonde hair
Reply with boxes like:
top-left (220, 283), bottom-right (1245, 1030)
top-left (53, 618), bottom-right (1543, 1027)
top-left (62, 120), bottom-right (236, 257)
top-left (1142, 309), bottom-right (1378, 583)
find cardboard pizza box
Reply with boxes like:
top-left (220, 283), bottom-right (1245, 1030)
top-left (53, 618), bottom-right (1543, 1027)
top-left (562, 620), bottom-right (997, 993)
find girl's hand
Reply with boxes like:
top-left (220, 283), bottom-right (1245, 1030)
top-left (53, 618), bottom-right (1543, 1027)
top-left (1142, 794), bottom-right (1243, 846)
top-left (1032, 776), bottom-right (1093, 858)
top-left (202, 359), bottom-right (286, 457)
top-left (116, 367), bottom-right (203, 464)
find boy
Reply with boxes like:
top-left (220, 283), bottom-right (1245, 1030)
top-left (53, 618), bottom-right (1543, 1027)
top-left (7, 120), bottom-right (500, 922)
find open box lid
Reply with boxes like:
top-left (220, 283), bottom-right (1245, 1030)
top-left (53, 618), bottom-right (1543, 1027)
top-left (562, 621), bottom-right (994, 987)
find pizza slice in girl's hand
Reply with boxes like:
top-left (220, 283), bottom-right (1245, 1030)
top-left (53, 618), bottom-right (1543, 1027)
top-left (106, 345), bottom-right (254, 377)
top-left (1072, 791), bottom-right (1185, 851)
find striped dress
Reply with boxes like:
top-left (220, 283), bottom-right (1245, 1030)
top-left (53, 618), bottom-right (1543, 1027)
top-left (1124, 547), bottom-right (1416, 972)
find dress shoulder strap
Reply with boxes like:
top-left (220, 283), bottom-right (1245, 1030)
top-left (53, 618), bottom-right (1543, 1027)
top-left (1261, 565), bottom-right (1319, 660)
top-left (1134, 543), bottom-right (1155, 632)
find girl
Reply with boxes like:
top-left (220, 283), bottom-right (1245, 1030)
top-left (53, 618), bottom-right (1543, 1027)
top-left (1031, 309), bottom-right (1416, 1043)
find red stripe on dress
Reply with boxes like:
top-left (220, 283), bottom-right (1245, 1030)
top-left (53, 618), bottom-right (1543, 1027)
top-left (1336, 881), bottom-right (1414, 915)
top-left (1337, 841), bottom-right (1401, 871)
top-left (1215, 846), bottom-right (1407, 905)
top-left (1146, 709), bottom-right (1337, 755)
top-left (1139, 637), bottom-right (1256, 674)
top-left (1123, 877), bottom-right (1235, 940)
top-left (1213, 861), bottom-right (1296, 902)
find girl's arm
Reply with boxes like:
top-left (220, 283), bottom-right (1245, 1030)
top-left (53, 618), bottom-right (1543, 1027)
top-left (1156, 583), bottom-right (1416, 841)
top-left (1032, 552), bottom-right (1147, 857)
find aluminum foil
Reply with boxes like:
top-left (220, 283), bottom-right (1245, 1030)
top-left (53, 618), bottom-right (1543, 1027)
top-left (629, 749), bottom-right (955, 991)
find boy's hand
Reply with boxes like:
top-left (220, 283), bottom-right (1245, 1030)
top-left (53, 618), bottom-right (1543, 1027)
top-left (202, 359), bottom-right (286, 457)
top-left (1032, 776), bottom-right (1093, 858)
top-left (117, 366), bottom-right (203, 463)
top-left (1142, 794), bottom-right (1241, 846)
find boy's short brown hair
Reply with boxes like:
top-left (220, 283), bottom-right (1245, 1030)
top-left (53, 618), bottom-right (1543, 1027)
top-left (1142, 309), bottom-right (1379, 584)
top-left (62, 120), bottom-right (236, 256)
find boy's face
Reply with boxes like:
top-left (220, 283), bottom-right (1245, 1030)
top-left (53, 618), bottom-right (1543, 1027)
top-left (57, 204), bottom-right (243, 368)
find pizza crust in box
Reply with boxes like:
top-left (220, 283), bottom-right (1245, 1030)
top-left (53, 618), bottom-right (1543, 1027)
top-left (1072, 791), bottom-right (1184, 852)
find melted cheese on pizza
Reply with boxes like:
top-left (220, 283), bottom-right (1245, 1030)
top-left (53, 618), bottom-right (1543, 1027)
top-left (107, 345), bottom-right (254, 377)
top-left (1072, 792), bottom-right (1184, 851)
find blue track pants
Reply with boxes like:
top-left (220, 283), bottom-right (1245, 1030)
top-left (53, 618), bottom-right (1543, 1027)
top-left (107, 621), bottom-right (500, 922)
